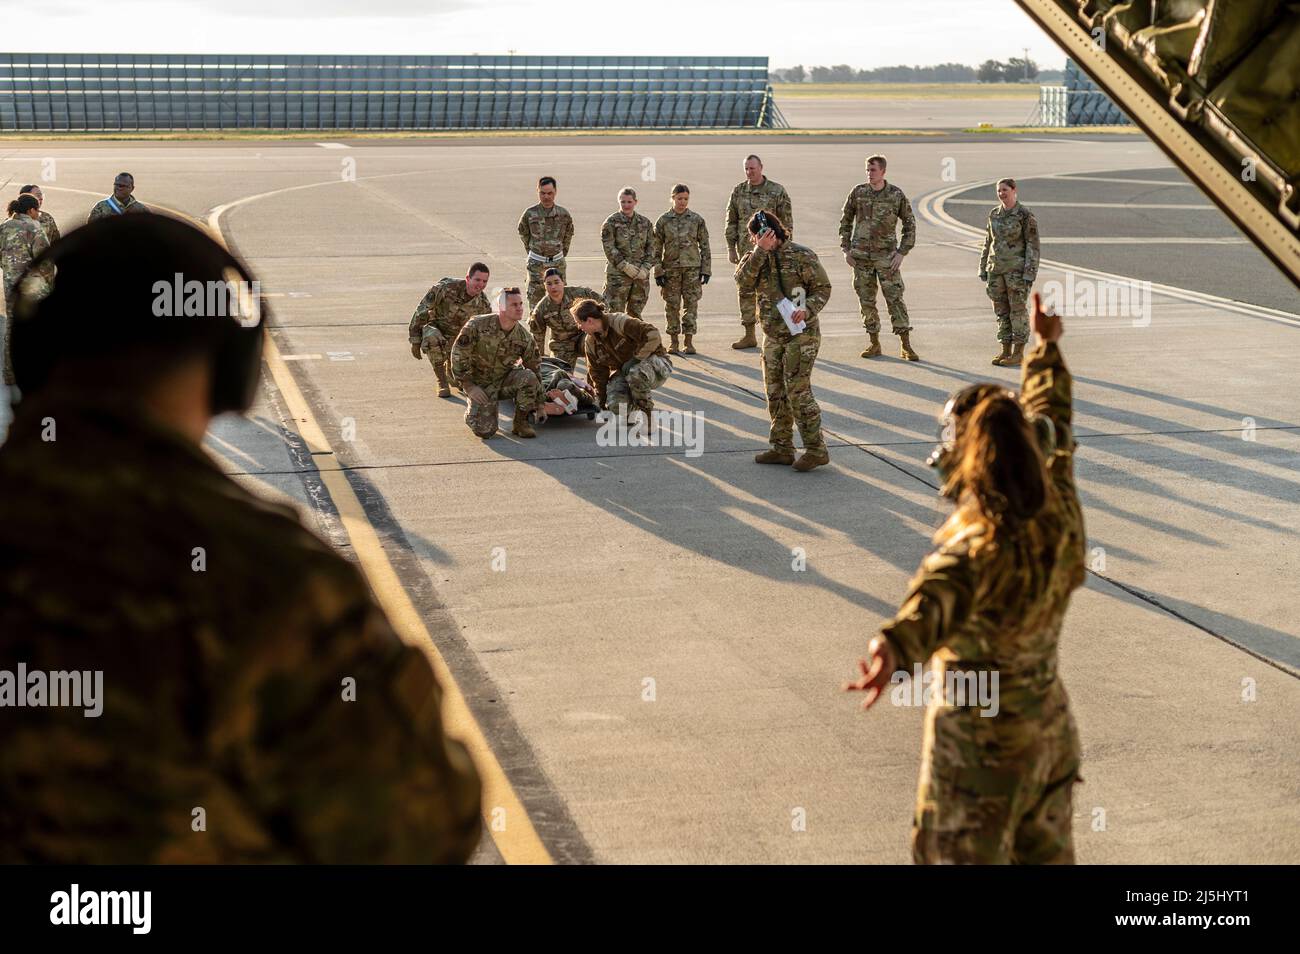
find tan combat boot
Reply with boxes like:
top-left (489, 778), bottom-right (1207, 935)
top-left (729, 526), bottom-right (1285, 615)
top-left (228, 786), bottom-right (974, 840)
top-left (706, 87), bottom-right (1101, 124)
top-left (511, 414), bottom-right (537, 438)
top-left (669, 333), bottom-right (680, 354)
top-left (860, 332), bottom-right (882, 358)
top-left (683, 334), bottom-right (696, 355)
top-left (991, 342), bottom-right (1012, 366)
top-left (433, 362), bottom-right (451, 398)
top-left (1005, 342), bottom-right (1025, 366)
top-left (793, 448), bottom-right (830, 472)
top-left (731, 325), bottom-right (758, 350)
top-left (899, 331), bottom-right (919, 362)
top-left (754, 448), bottom-right (796, 465)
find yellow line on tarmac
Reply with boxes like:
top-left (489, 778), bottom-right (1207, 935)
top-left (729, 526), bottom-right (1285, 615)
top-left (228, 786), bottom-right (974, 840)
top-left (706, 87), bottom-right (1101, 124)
top-left (205, 204), bottom-right (552, 865)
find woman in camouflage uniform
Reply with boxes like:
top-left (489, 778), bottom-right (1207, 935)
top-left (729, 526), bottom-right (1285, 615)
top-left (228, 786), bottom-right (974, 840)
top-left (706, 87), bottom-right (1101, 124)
top-left (2, 194), bottom-right (53, 385)
top-left (979, 178), bottom-right (1040, 367)
top-left (846, 293), bottom-right (1086, 864)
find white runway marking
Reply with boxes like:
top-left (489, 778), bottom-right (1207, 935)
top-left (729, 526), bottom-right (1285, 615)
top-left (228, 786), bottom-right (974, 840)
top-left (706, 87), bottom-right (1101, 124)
top-left (315, 142), bottom-right (349, 149)
top-left (946, 199), bottom-right (1215, 210)
top-left (1044, 174), bottom-right (1196, 187)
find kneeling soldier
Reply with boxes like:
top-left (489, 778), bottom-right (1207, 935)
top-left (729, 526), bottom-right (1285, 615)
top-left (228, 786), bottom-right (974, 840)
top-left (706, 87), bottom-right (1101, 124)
top-left (572, 299), bottom-right (672, 418)
top-left (450, 287), bottom-right (543, 439)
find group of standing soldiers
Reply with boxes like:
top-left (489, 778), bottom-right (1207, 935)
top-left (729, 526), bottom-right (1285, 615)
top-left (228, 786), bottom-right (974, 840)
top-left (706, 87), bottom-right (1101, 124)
top-left (406, 154), bottom-right (1041, 468)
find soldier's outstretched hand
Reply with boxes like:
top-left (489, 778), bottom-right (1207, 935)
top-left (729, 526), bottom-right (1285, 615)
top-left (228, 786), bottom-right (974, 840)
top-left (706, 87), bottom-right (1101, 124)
top-left (843, 636), bottom-right (896, 711)
top-left (1030, 291), bottom-right (1063, 343)
top-left (410, 342), bottom-right (423, 360)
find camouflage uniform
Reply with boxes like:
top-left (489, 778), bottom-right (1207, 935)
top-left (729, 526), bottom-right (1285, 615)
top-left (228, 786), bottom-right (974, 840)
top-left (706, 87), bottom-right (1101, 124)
top-left (880, 341), bottom-right (1085, 864)
top-left (0, 393), bottom-right (482, 863)
top-left (528, 285), bottom-right (603, 368)
top-left (838, 181), bottom-right (916, 335)
top-left (407, 278), bottom-right (490, 385)
top-left (652, 208), bottom-right (711, 335)
top-left (735, 242), bottom-right (831, 456)
top-left (517, 204), bottom-right (574, 309)
top-left (38, 210), bottom-right (61, 245)
top-left (1, 214), bottom-right (52, 385)
top-left (980, 203), bottom-right (1041, 344)
top-left (87, 194), bottom-right (148, 223)
top-left (725, 178), bottom-right (793, 332)
top-left (601, 210), bottom-right (655, 319)
top-left (583, 313), bottom-right (671, 414)
top-left (450, 313), bottom-right (543, 438)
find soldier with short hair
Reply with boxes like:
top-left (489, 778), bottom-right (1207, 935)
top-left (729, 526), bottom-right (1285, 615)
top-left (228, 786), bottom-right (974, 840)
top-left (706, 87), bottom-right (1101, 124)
top-left (451, 287), bottom-right (543, 439)
top-left (601, 187), bottom-right (654, 320)
top-left (724, 155), bottom-right (793, 350)
top-left (652, 184), bottom-right (710, 355)
top-left (981, 177), bottom-right (1041, 367)
top-left (87, 172), bottom-right (148, 222)
top-left (408, 263), bottom-right (491, 397)
top-left (839, 154), bottom-right (919, 361)
top-left (528, 268), bottom-right (603, 370)
top-left (18, 185), bottom-right (60, 244)
top-left (0, 215), bottom-right (482, 863)
top-left (517, 176), bottom-right (574, 309)
top-left (735, 210), bottom-right (832, 472)
top-left (572, 298), bottom-right (672, 418)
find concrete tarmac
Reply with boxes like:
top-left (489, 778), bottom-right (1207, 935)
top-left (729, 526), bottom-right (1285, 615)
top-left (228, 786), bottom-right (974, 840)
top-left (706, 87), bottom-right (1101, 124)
top-left (1, 134), bottom-right (1296, 863)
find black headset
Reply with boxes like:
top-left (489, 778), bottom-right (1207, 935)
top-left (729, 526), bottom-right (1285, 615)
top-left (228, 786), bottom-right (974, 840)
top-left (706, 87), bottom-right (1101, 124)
top-left (10, 215), bottom-right (266, 415)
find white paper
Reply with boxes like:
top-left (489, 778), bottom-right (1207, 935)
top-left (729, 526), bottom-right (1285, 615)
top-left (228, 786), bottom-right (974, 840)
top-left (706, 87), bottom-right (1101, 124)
top-left (777, 297), bottom-right (805, 335)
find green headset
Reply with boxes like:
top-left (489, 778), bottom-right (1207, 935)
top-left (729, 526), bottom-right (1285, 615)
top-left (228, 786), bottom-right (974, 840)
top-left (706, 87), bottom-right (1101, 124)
top-left (9, 214), bottom-right (265, 415)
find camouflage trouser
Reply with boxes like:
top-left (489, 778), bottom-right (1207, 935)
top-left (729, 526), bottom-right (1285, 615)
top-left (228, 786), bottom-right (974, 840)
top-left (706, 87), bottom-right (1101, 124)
top-left (606, 354), bottom-right (672, 414)
top-left (1, 284), bottom-right (13, 385)
top-left (463, 367), bottom-right (542, 438)
top-left (761, 332), bottom-right (825, 454)
top-left (912, 699), bottom-right (1081, 864)
top-left (853, 257), bottom-right (912, 335)
top-left (987, 272), bottom-right (1030, 344)
top-left (659, 267), bottom-right (703, 335)
top-left (420, 327), bottom-right (455, 380)
top-left (526, 258), bottom-right (566, 310)
top-left (603, 272), bottom-right (648, 320)
top-left (735, 281), bottom-right (759, 329)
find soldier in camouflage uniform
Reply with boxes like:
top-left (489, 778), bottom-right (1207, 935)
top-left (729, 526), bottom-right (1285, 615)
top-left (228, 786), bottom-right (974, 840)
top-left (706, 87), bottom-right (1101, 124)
top-left (839, 155), bottom-right (920, 361)
top-left (601, 187), bottom-right (655, 320)
top-left (652, 184), bottom-right (710, 355)
top-left (735, 211), bottom-right (832, 472)
top-left (0, 216), bottom-right (482, 863)
top-left (1, 195), bottom-right (53, 385)
top-left (725, 155), bottom-right (793, 350)
top-left (517, 176), bottom-right (574, 310)
top-left (529, 268), bottom-right (603, 370)
top-left (87, 171), bottom-right (149, 222)
top-left (408, 263), bottom-right (491, 397)
top-left (573, 299), bottom-right (672, 417)
top-left (19, 185), bottom-right (61, 244)
top-left (980, 178), bottom-right (1041, 367)
top-left (846, 293), bottom-right (1085, 864)
top-left (450, 287), bottom-right (543, 439)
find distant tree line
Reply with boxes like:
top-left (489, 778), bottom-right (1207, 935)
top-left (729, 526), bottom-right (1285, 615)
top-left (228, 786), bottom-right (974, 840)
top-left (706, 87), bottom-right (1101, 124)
top-left (773, 59), bottom-right (1052, 83)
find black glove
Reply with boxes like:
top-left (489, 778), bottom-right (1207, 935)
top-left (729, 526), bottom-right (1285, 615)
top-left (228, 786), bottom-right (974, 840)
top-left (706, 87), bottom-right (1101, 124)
top-left (654, 275), bottom-right (666, 287)
top-left (700, 274), bottom-right (710, 285)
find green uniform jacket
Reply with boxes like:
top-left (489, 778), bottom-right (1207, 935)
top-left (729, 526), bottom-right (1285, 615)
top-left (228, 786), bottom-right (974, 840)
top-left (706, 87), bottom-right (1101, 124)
top-left (0, 215), bottom-right (51, 293)
top-left (652, 208), bottom-right (711, 276)
top-left (408, 278), bottom-right (491, 344)
top-left (87, 194), bottom-right (148, 223)
top-left (0, 394), bottom-right (482, 863)
top-left (451, 312), bottom-right (541, 389)
top-left (838, 181), bottom-right (916, 261)
top-left (601, 210), bottom-right (655, 277)
top-left (529, 286), bottom-right (603, 351)
top-left (517, 203), bottom-right (574, 259)
top-left (980, 203), bottom-right (1041, 282)
top-left (724, 177), bottom-right (793, 258)
top-left (734, 242), bottom-right (832, 343)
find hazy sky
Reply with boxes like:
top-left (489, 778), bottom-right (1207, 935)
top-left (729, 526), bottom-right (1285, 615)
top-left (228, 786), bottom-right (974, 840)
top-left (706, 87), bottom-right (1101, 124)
top-left (14, 0), bottom-right (1067, 69)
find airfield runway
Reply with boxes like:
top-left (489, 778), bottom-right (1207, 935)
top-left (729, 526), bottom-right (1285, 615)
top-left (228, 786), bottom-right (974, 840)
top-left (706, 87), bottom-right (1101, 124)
top-left (2, 132), bottom-right (1297, 863)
